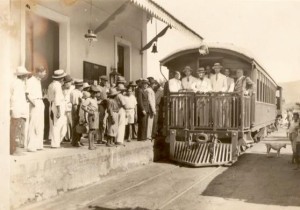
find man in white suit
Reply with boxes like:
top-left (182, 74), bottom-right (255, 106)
top-left (210, 63), bottom-right (227, 92)
top-left (181, 66), bottom-right (197, 90)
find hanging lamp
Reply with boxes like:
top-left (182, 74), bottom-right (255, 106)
top-left (85, 0), bottom-right (97, 44)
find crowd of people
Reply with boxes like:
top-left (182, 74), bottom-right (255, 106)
top-left (10, 62), bottom-right (254, 155)
top-left (167, 63), bottom-right (254, 94)
top-left (10, 66), bottom-right (164, 155)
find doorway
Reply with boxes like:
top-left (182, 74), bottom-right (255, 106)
top-left (115, 37), bottom-right (131, 81)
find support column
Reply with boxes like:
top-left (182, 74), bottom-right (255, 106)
top-left (0, 1), bottom-right (12, 209)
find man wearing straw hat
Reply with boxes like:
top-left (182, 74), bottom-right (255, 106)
top-left (181, 66), bottom-right (197, 91)
top-left (210, 63), bottom-right (227, 92)
top-left (191, 67), bottom-right (212, 93)
top-left (10, 66), bottom-right (31, 155)
top-left (47, 69), bottom-right (67, 148)
top-left (26, 66), bottom-right (46, 152)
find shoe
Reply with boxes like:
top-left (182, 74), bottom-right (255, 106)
top-left (125, 139), bottom-right (131, 142)
top-left (72, 144), bottom-right (80, 147)
top-left (88, 146), bottom-right (96, 150)
top-left (106, 143), bottom-right (113, 147)
top-left (27, 149), bottom-right (36, 152)
top-left (97, 140), bottom-right (105, 144)
top-left (115, 142), bottom-right (123, 145)
top-left (79, 142), bottom-right (84, 146)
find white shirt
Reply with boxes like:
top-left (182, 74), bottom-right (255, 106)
top-left (226, 77), bottom-right (235, 92)
top-left (47, 80), bottom-right (64, 107)
top-left (63, 87), bottom-right (73, 112)
top-left (146, 87), bottom-right (156, 113)
top-left (191, 78), bottom-right (212, 93)
top-left (210, 73), bottom-right (228, 92)
top-left (26, 76), bottom-right (43, 100)
top-left (70, 89), bottom-right (83, 106)
top-left (181, 76), bottom-right (197, 90)
top-left (10, 77), bottom-right (29, 118)
top-left (168, 78), bottom-right (182, 92)
top-left (124, 95), bottom-right (137, 109)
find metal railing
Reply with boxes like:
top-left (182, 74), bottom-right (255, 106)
top-left (166, 92), bottom-right (251, 131)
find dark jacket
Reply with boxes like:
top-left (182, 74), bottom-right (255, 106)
top-left (137, 88), bottom-right (150, 113)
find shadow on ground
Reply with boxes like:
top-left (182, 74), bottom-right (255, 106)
top-left (202, 152), bottom-right (300, 207)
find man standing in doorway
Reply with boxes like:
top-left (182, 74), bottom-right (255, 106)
top-left (26, 66), bottom-right (46, 152)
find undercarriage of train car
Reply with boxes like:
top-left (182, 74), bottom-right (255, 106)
top-left (164, 92), bottom-right (255, 167)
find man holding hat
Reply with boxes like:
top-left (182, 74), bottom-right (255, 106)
top-left (26, 66), bottom-right (46, 152)
top-left (210, 63), bottom-right (227, 92)
top-left (70, 80), bottom-right (83, 147)
top-left (47, 69), bottom-right (67, 148)
top-left (181, 66), bottom-right (197, 90)
top-left (10, 66), bottom-right (31, 155)
top-left (191, 67), bottom-right (212, 93)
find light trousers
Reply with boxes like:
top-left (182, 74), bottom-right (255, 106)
top-left (147, 114), bottom-right (154, 140)
top-left (116, 108), bottom-right (126, 144)
top-left (51, 104), bottom-right (67, 148)
top-left (27, 100), bottom-right (45, 151)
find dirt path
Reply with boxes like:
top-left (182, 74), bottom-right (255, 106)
top-left (19, 128), bottom-right (300, 210)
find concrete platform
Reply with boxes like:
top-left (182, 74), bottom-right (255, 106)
top-left (10, 140), bottom-right (157, 209)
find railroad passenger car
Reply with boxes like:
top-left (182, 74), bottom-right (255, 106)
top-left (160, 43), bottom-right (282, 167)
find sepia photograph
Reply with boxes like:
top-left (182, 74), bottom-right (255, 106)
top-left (0, 0), bottom-right (300, 209)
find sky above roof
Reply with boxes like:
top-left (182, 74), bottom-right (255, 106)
top-left (147, 0), bottom-right (300, 83)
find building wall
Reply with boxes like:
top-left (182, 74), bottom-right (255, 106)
top-left (28, 1), bottom-right (147, 82)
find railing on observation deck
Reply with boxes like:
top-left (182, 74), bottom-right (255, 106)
top-left (165, 91), bottom-right (252, 131)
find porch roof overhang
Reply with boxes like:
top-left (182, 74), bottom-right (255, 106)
top-left (130, 0), bottom-right (203, 43)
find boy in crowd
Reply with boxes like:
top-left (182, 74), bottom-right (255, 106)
top-left (81, 85), bottom-right (100, 150)
top-left (124, 85), bottom-right (137, 142)
top-left (106, 88), bottom-right (120, 147)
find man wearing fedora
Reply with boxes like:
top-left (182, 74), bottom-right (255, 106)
top-left (137, 79), bottom-right (150, 141)
top-left (70, 80), bottom-right (83, 147)
top-left (47, 69), bottom-right (67, 148)
top-left (10, 66), bottom-right (31, 155)
top-left (191, 67), bottom-right (212, 93)
top-left (181, 66), bottom-right (197, 90)
top-left (26, 66), bottom-right (46, 152)
top-left (210, 63), bottom-right (228, 92)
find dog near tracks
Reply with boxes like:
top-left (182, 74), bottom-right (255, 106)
top-left (265, 143), bottom-right (286, 157)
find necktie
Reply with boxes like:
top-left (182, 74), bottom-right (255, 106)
top-left (187, 77), bottom-right (189, 82)
top-left (216, 74), bottom-right (218, 81)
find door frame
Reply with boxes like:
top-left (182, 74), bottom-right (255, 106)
top-left (22, 2), bottom-right (70, 73)
top-left (114, 36), bottom-right (132, 81)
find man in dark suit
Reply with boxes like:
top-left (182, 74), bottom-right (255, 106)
top-left (137, 79), bottom-right (150, 141)
top-left (234, 69), bottom-right (254, 95)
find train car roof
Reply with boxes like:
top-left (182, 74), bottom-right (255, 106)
top-left (160, 42), bottom-right (278, 86)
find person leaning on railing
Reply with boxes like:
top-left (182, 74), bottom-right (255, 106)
top-left (168, 71), bottom-right (182, 92)
top-left (233, 69), bottom-right (255, 96)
